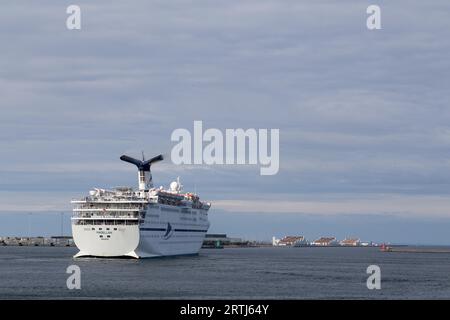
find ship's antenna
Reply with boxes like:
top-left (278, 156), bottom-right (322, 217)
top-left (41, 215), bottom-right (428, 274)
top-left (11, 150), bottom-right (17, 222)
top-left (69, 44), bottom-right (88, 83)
top-left (177, 176), bottom-right (183, 191)
top-left (28, 212), bottom-right (32, 237)
top-left (60, 212), bottom-right (64, 237)
top-left (142, 151), bottom-right (145, 161)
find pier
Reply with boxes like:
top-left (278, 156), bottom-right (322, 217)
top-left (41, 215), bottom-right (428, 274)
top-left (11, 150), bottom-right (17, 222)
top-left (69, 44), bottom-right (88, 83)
top-left (380, 245), bottom-right (450, 254)
top-left (0, 236), bottom-right (74, 247)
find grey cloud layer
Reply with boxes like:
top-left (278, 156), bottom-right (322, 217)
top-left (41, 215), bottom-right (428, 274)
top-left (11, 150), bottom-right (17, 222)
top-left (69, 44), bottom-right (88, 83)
top-left (1, 1), bottom-right (450, 210)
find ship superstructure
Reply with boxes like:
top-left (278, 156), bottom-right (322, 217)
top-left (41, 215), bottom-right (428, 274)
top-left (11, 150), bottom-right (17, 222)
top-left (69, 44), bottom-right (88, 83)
top-left (71, 154), bottom-right (211, 258)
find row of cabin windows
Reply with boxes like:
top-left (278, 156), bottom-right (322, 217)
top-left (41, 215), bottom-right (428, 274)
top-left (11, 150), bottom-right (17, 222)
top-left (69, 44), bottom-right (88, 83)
top-left (74, 220), bottom-right (139, 225)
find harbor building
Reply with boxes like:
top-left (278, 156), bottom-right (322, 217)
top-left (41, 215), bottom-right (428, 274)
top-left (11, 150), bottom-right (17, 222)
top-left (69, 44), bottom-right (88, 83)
top-left (340, 238), bottom-right (361, 246)
top-left (311, 237), bottom-right (338, 246)
top-left (0, 236), bottom-right (74, 247)
top-left (272, 236), bottom-right (309, 247)
top-left (202, 234), bottom-right (244, 248)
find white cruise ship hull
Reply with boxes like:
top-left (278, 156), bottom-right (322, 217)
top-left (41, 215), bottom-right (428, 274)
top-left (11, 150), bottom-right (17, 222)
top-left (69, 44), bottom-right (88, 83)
top-left (72, 204), bottom-right (209, 259)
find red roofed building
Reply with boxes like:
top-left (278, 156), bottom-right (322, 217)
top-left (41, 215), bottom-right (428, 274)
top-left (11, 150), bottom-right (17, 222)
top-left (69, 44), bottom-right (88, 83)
top-left (340, 238), bottom-right (361, 246)
top-left (278, 236), bottom-right (308, 247)
top-left (272, 236), bottom-right (309, 247)
top-left (311, 237), bottom-right (338, 246)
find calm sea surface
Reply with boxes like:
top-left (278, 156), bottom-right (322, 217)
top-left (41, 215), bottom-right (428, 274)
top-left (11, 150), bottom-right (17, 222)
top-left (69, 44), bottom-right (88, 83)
top-left (1, 246), bottom-right (450, 299)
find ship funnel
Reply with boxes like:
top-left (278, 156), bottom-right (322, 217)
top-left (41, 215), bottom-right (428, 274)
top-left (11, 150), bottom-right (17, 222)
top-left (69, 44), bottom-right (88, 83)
top-left (120, 154), bottom-right (163, 190)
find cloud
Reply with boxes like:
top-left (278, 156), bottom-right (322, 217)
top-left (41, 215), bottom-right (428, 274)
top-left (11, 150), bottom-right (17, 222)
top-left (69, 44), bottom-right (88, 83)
top-left (213, 194), bottom-right (450, 217)
top-left (0, 0), bottom-right (450, 224)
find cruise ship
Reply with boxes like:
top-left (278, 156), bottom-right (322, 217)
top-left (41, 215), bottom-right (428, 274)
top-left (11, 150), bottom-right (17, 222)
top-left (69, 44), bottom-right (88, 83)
top-left (70, 154), bottom-right (211, 258)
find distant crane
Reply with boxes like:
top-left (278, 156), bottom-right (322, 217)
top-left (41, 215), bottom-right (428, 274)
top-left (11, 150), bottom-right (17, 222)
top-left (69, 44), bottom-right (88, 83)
top-left (60, 212), bottom-right (64, 237)
top-left (27, 212), bottom-right (32, 237)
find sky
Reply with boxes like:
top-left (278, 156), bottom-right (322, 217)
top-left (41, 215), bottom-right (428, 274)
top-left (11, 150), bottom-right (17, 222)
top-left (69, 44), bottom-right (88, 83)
top-left (1, 1), bottom-right (450, 244)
